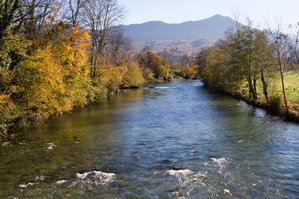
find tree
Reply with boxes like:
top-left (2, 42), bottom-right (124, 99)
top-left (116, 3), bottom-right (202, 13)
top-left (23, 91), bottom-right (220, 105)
top-left (252, 30), bottom-right (275, 102)
top-left (20, 0), bottom-right (60, 39)
top-left (82, 0), bottom-right (124, 77)
top-left (61, 0), bottom-right (86, 26)
top-left (0, 0), bottom-right (20, 40)
top-left (121, 61), bottom-right (144, 88)
top-left (0, 0), bottom-right (23, 69)
top-left (269, 26), bottom-right (291, 112)
top-left (104, 27), bottom-right (131, 65)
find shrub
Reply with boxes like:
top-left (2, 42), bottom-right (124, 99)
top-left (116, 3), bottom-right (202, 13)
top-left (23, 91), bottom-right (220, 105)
top-left (122, 61), bottom-right (144, 88)
top-left (0, 95), bottom-right (20, 136)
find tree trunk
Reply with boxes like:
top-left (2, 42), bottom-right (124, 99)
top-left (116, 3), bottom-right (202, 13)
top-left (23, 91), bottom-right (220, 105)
top-left (247, 75), bottom-right (257, 100)
top-left (261, 68), bottom-right (269, 102)
top-left (279, 60), bottom-right (289, 112)
top-left (253, 74), bottom-right (257, 99)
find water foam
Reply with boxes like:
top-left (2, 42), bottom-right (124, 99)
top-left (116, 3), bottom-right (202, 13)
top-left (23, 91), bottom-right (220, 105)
top-left (168, 169), bottom-right (193, 177)
top-left (56, 180), bottom-right (67, 185)
top-left (211, 158), bottom-right (228, 168)
top-left (155, 86), bottom-right (176, 89)
top-left (1, 142), bottom-right (11, 147)
top-left (76, 170), bottom-right (115, 185)
top-left (19, 176), bottom-right (48, 189)
top-left (19, 182), bottom-right (35, 188)
top-left (189, 150), bottom-right (196, 155)
top-left (167, 169), bottom-right (207, 186)
top-left (46, 142), bottom-right (55, 151)
top-left (76, 172), bottom-right (90, 179)
top-left (35, 176), bottom-right (47, 181)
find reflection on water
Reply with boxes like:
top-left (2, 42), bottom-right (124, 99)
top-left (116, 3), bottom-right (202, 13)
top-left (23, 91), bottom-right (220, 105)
top-left (1, 81), bottom-right (299, 198)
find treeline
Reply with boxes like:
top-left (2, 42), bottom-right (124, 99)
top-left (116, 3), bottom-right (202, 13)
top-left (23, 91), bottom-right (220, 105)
top-left (197, 21), bottom-right (299, 118)
top-left (137, 48), bottom-right (199, 81)
top-left (0, 0), bottom-right (182, 138)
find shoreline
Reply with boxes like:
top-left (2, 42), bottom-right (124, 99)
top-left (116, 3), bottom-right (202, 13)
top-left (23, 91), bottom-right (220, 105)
top-left (0, 79), bottom-right (168, 141)
top-left (204, 85), bottom-right (299, 124)
top-left (3, 79), bottom-right (298, 142)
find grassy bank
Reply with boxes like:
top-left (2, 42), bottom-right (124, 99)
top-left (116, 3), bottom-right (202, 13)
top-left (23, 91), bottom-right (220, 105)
top-left (196, 23), bottom-right (299, 123)
top-left (202, 71), bottom-right (299, 123)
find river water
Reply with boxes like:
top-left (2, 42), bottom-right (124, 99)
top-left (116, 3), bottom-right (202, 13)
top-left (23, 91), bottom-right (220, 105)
top-left (1, 80), bottom-right (299, 198)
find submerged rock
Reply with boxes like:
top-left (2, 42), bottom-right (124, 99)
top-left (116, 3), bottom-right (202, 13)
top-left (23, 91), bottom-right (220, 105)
top-left (224, 189), bottom-right (232, 196)
top-left (172, 166), bottom-right (187, 170)
top-left (160, 159), bottom-right (172, 164)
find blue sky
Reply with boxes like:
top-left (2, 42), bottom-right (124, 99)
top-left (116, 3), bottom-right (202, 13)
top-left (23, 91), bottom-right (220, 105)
top-left (118, 0), bottom-right (298, 29)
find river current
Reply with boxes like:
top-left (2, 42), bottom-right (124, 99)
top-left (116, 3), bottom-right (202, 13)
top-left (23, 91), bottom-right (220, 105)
top-left (1, 80), bottom-right (299, 198)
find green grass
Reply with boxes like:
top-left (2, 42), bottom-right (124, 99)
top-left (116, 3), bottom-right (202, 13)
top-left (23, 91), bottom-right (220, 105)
top-left (284, 71), bottom-right (299, 104)
top-left (235, 71), bottom-right (298, 112)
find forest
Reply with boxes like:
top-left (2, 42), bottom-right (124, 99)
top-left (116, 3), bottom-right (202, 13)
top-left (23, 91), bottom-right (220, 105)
top-left (196, 20), bottom-right (299, 121)
top-left (0, 0), bottom-right (197, 138)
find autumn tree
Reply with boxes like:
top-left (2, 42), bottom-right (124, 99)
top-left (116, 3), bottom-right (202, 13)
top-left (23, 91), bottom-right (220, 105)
top-left (82, 0), bottom-right (124, 77)
top-left (62, 0), bottom-right (86, 26)
top-left (104, 27), bottom-right (131, 65)
top-left (0, 0), bottom-right (20, 40)
top-left (19, 0), bottom-right (60, 39)
top-left (0, 0), bottom-right (26, 70)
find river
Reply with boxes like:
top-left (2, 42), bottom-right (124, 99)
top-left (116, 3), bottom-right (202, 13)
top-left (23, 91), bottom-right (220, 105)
top-left (1, 80), bottom-right (299, 198)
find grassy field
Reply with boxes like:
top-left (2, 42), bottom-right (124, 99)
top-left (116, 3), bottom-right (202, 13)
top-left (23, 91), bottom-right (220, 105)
top-left (284, 72), bottom-right (299, 105)
top-left (236, 71), bottom-right (299, 114)
top-left (259, 71), bottom-right (299, 113)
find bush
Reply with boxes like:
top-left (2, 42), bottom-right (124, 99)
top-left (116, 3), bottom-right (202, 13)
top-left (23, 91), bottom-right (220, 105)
top-left (268, 95), bottom-right (282, 113)
top-left (121, 61), bottom-right (144, 88)
top-left (154, 64), bottom-right (170, 80)
top-left (0, 95), bottom-right (21, 136)
top-left (179, 65), bottom-right (199, 79)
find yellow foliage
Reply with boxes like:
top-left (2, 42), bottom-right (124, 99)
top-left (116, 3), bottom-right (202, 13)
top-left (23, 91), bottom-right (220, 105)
top-left (98, 66), bottom-right (127, 86)
top-left (51, 27), bottom-right (92, 107)
top-left (53, 27), bottom-right (90, 70)
top-left (0, 95), bottom-right (20, 134)
top-left (91, 58), bottom-right (127, 95)
top-left (12, 46), bottom-right (67, 121)
top-left (154, 64), bottom-right (170, 80)
top-left (180, 65), bottom-right (199, 79)
top-left (122, 61), bottom-right (144, 88)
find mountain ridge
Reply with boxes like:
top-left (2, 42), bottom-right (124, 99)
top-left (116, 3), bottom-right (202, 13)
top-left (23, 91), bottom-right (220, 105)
top-left (120, 14), bottom-right (236, 42)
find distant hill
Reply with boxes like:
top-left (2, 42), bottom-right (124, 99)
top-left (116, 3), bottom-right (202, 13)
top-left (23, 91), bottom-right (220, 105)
top-left (120, 14), bottom-right (235, 42)
top-left (131, 39), bottom-right (215, 56)
top-left (120, 14), bottom-right (235, 57)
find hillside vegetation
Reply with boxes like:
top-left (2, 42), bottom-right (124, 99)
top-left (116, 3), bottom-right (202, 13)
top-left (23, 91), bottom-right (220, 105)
top-left (196, 22), bottom-right (299, 120)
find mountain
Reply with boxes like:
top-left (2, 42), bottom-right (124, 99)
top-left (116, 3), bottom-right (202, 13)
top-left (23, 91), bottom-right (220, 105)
top-left (120, 14), bottom-right (235, 42)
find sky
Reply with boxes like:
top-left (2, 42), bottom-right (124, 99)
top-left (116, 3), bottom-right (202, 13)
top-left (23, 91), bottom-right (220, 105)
top-left (118, 0), bottom-right (298, 30)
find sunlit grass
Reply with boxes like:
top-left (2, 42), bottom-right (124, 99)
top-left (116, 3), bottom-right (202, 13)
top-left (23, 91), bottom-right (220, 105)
top-left (237, 71), bottom-right (298, 111)
top-left (283, 71), bottom-right (299, 108)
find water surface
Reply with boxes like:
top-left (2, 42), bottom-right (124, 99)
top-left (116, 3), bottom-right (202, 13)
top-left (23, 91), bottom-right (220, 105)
top-left (1, 81), bottom-right (299, 198)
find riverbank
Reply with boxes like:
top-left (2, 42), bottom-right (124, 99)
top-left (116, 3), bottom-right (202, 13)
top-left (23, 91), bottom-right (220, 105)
top-left (2, 80), bottom-right (299, 198)
top-left (204, 84), bottom-right (299, 124)
top-left (0, 76), bottom-right (179, 141)
top-left (195, 23), bottom-right (299, 124)
top-left (0, 64), bottom-right (143, 141)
